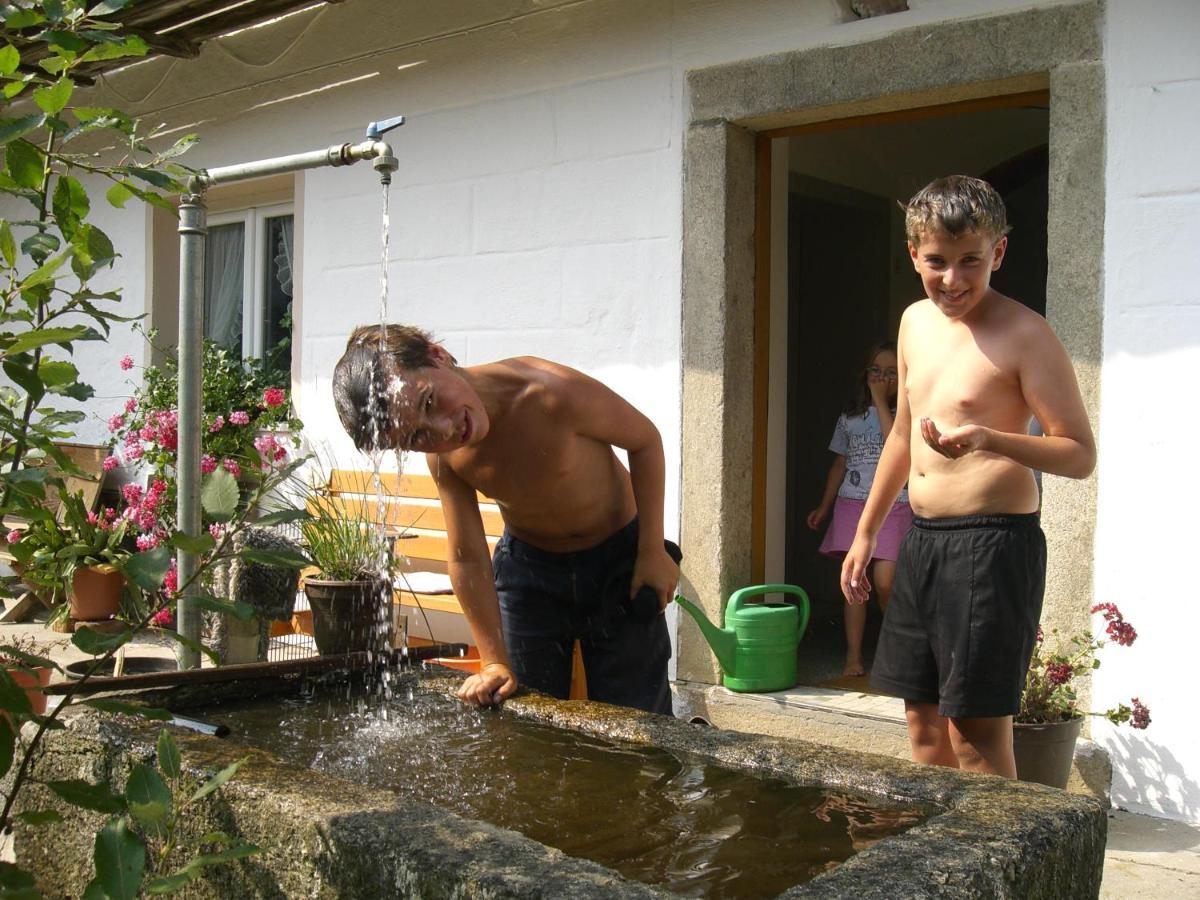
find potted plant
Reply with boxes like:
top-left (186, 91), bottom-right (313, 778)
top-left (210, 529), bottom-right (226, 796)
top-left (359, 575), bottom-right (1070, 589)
top-left (0, 633), bottom-right (58, 717)
top-left (10, 491), bottom-right (132, 623)
top-left (298, 482), bottom-right (393, 656)
top-left (1015, 602), bottom-right (1151, 788)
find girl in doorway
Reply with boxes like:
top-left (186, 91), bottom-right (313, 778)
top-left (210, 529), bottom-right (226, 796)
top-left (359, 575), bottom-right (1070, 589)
top-left (807, 341), bottom-right (913, 677)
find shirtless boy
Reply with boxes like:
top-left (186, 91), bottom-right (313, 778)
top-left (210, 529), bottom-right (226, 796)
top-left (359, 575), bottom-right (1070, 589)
top-left (332, 325), bottom-right (680, 714)
top-left (841, 176), bottom-right (1096, 777)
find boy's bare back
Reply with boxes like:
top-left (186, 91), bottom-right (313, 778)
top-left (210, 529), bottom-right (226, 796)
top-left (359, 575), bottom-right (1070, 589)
top-left (430, 357), bottom-right (640, 553)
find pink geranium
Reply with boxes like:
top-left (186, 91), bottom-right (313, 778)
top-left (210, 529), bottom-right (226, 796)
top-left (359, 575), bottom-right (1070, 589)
top-left (6, 530), bottom-right (21, 545)
top-left (150, 607), bottom-right (174, 628)
top-left (119, 355), bottom-right (134, 371)
top-left (209, 415), bottom-right (225, 433)
top-left (229, 410), bottom-right (250, 426)
top-left (262, 387), bottom-right (286, 408)
top-left (200, 454), bottom-right (217, 475)
top-left (102, 456), bottom-right (119, 472)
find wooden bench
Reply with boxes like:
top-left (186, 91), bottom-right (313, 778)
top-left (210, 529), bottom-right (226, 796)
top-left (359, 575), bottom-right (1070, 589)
top-left (323, 469), bottom-right (586, 697)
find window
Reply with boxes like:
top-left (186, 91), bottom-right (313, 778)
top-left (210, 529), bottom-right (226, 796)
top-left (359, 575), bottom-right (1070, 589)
top-left (203, 203), bottom-right (294, 375)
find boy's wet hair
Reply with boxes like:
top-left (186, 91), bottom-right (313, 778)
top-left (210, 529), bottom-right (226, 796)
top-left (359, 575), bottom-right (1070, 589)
top-left (332, 325), bottom-right (457, 451)
top-left (905, 175), bottom-right (1010, 245)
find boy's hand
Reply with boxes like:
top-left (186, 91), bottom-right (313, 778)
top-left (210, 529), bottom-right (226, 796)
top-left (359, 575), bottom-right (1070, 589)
top-left (806, 505), bottom-right (829, 530)
top-left (457, 662), bottom-right (518, 708)
top-left (632, 544), bottom-right (681, 614)
top-left (840, 533), bottom-right (875, 605)
top-left (921, 417), bottom-right (989, 459)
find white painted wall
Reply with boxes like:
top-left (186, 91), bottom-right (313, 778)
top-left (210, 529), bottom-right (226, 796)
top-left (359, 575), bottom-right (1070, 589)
top-left (1094, 0), bottom-right (1200, 824)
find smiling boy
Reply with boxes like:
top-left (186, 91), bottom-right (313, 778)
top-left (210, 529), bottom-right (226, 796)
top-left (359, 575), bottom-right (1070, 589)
top-left (332, 325), bottom-right (680, 714)
top-left (841, 176), bottom-right (1095, 777)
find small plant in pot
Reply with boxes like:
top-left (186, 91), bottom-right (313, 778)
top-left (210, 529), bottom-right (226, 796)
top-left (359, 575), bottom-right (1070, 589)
top-left (0, 633), bottom-right (60, 717)
top-left (1015, 602), bottom-right (1151, 788)
top-left (9, 491), bottom-right (132, 624)
top-left (299, 485), bottom-right (393, 656)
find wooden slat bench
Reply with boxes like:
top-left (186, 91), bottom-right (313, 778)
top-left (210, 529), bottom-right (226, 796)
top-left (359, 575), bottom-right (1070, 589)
top-left (323, 469), bottom-right (585, 697)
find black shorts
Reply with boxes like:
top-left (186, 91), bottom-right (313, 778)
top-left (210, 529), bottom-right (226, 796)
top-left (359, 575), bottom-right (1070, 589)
top-left (493, 518), bottom-right (674, 715)
top-left (869, 513), bottom-right (1046, 719)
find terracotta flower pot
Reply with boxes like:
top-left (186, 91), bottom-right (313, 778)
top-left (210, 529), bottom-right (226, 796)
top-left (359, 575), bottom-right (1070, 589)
top-left (1013, 717), bottom-right (1084, 789)
top-left (304, 578), bottom-right (391, 656)
top-left (68, 564), bottom-right (126, 622)
top-left (8, 666), bottom-right (52, 716)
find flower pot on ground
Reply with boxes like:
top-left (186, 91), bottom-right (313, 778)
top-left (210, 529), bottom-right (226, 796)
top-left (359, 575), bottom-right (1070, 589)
top-left (0, 635), bottom-right (58, 717)
top-left (296, 473), bottom-right (394, 657)
top-left (9, 666), bottom-right (52, 716)
top-left (1016, 603), bottom-right (1152, 788)
top-left (68, 564), bottom-right (126, 622)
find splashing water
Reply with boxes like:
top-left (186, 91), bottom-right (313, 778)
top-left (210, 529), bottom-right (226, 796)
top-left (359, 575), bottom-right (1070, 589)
top-left (379, 181), bottom-right (390, 324)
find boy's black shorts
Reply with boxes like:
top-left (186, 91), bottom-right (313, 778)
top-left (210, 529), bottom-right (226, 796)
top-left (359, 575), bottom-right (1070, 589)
top-left (493, 518), bottom-right (675, 715)
top-left (870, 513), bottom-right (1045, 719)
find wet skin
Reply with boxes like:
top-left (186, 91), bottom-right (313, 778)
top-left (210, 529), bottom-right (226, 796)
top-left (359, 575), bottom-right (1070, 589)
top-left (381, 347), bottom-right (678, 707)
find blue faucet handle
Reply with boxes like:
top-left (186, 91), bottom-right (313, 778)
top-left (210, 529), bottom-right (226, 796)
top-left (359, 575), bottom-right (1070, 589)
top-left (366, 115), bottom-right (406, 140)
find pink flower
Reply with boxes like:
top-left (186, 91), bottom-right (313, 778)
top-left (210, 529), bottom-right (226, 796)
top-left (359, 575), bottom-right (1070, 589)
top-left (124, 397), bottom-right (137, 413)
top-left (149, 479), bottom-right (167, 496)
top-left (208, 523), bottom-right (225, 541)
top-left (200, 454), bottom-right (217, 475)
top-left (1131, 698), bottom-right (1151, 730)
top-left (162, 560), bottom-right (178, 595)
top-left (263, 387), bottom-right (286, 408)
top-left (253, 433), bottom-right (278, 456)
top-left (87, 511), bottom-right (99, 525)
top-left (1046, 663), bottom-right (1073, 686)
top-left (222, 459), bottom-right (241, 478)
top-left (150, 607), bottom-right (174, 628)
top-left (229, 410), bottom-right (250, 426)
top-left (138, 509), bottom-right (157, 532)
top-left (209, 415), bottom-right (225, 433)
top-left (1092, 602), bottom-right (1137, 647)
top-left (136, 533), bottom-right (159, 551)
top-left (102, 455), bottom-right (119, 472)
top-left (119, 355), bottom-right (134, 371)
top-left (121, 483), bottom-right (143, 506)
top-left (124, 442), bottom-right (144, 461)
top-left (6, 530), bottom-right (21, 545)
top-left (107, 413), bottom-right (125, 432)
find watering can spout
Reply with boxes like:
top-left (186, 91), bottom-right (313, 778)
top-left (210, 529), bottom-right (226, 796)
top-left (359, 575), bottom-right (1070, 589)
top-left (673, 595), bottom-right (738, 675)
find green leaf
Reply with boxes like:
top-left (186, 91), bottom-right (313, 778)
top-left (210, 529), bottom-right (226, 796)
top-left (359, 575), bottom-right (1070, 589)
top-left (19, 230), bottom-right (58, 263)
top-left (52, 174), bottom-right (89, 238)
top-left (157, 728), bottom-right (181, 780)
top-left (90, 0), bottom-right (134, 16)
top-left (70, 625), bottom-right (132, 656)
top-left (190, 756), bottom-right (248, 804)
top-left (144, 871), bottom-right (195, 893)
top-left (83, 699), bottom-right (172, 721)
top-left (92, 816), bottom-right (145, 900)
top-left (6, 322), bottom-right (91, 353)
top-left (127, 166), bottom-right (177, 190)
top-left (3, 358), bottom-right (44, 405)
top-left (0, 861), bottom-right (38, 897)
top-left (125, 763), bottom-right (172, 831)
top-left (71, 222), bottom-right (117, 278)
top-left (169, 531), bottom-right (215, 554)
top-left (240, 547), bottom-right (310, 570)
top-left (45, 30), bottom-right (88, 54)
top-left (33, 76), bottom-right (73, 115)
top-left (80, 34), bottom-right (148, 63)
top-left (2, 78), bottom-right (29, 100)
top-left (5, 139), bottom-right (42, 190)
top-left (200, 468), bottom-right (239, 522)
top-left (0, 43), bottom-right (18, 76)
top-left (253, 507), bottom-right (311, 527)
top-left (46, 778), bottom-right (125, 814)
top-left (37, 358), bottom-right (78, 387)
top-left (0, 716), bottom-right (13, 780)
top-left (105, 180), bottom-right (134, 208)
top-left (0, 670), bottom-right (32, 718)
top-left (1, 9), bottom-right (44, 28)
top-left (0, 220), bottom-right (15, 267)
top-left (144, 843), bottom-right (261, 893)
top-left (122, 544), bottom-right (172, 593)
top-left (0, 114), bottom-right (45, 146)
top-left (157, 629), bottom-right (219, 665)
top-left (17, 251), bottom-right (73, 292)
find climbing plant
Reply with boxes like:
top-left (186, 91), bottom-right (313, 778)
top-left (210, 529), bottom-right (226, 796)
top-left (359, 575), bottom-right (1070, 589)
top-left (0, 3), bottom-right (310, 895)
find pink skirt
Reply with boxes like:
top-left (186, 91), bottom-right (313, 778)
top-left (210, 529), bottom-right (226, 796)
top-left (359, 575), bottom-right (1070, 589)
top-left (818, 497), bottom-right (913, 561)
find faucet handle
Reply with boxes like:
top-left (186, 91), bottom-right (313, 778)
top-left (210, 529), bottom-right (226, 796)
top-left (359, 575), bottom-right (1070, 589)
top-left (366, 115), bottom-right (406, 140)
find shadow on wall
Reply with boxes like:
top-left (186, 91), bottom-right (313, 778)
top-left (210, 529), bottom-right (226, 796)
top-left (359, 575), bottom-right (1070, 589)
top-left (1105, 729), bottom-right (1200, 825)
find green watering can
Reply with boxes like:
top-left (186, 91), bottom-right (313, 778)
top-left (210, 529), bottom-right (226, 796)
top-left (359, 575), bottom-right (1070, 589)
top-left (674, 584), bottom-right (810, 692)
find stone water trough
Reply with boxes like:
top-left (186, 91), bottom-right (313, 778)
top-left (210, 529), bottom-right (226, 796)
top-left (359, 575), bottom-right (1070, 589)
top-left (14, 668), bottom-right (1105, 898)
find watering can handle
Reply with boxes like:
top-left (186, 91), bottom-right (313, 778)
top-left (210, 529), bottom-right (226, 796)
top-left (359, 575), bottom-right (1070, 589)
top-left (727, 584), bottom-right (811, 638)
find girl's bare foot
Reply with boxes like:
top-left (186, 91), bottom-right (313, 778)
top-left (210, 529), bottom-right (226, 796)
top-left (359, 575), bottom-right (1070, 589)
top-left (842, 660), bottom-right (866, 677)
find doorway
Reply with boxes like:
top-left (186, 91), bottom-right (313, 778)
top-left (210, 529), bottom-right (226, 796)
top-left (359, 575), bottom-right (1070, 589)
top-left (778, 101), bottom-right (1051, 687)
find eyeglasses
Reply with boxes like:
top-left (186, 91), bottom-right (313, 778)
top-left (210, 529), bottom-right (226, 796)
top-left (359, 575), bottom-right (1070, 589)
top-left (867, 366), bottom-right (898, 379)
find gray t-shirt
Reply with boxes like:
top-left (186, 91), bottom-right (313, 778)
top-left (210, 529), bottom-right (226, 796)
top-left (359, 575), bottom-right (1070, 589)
top-left (829, 408), bottom-right (908, 504)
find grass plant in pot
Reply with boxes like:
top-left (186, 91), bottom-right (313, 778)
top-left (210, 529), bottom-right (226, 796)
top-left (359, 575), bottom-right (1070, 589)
top-left (1015, 603), bottom-right (1151, 788)
top-left (299, 485), bottom-right (393, 656)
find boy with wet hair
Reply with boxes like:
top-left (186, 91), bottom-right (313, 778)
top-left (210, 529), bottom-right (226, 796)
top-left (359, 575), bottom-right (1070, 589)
top-left (841, 175), bottom-right (1096, 778)
top-left (332, 325), bottom-right (680, 714)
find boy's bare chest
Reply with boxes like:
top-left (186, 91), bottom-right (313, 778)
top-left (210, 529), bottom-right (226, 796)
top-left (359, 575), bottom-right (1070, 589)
top-left (905, 332), bottom-right (1021, 422)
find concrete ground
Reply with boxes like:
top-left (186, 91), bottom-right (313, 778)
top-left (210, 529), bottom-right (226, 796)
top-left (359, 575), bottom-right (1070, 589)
top-left (3, 615), bottom-right (1197, 896)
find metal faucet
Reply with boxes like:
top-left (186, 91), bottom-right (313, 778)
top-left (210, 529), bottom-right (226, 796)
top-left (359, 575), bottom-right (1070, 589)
top-left (364, 115), bottom-right (404, 184)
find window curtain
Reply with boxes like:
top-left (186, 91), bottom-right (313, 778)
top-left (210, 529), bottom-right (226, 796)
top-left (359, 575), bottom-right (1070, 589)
top-left (204, 222), bottom-right (245, 350)
top-left (274, 216), bottom-right (293, 297)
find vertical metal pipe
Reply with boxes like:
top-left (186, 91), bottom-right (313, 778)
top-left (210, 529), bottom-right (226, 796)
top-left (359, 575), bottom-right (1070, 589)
top-left (175, 191), bottom-right (207, 669)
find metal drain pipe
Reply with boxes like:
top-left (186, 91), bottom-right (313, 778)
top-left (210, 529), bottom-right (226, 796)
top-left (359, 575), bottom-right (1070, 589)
top-left (174, 117), bottom-right (404, 668)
